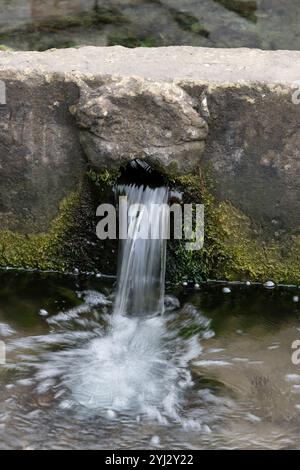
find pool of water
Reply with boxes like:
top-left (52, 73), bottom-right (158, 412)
top-left (0, 270), bottom-right (300, 450)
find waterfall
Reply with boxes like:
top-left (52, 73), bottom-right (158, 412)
top-left (114, 184), bottom-right (169, 317)
top-left (55, 180), bottom-right (201, 418)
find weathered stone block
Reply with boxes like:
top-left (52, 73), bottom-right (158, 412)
top-left (0, 46), bottom-right (299, 282)
top-left (73, 77), bottom-right (208, 174)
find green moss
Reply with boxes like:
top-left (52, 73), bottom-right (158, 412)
top-left (2, 163), bottom-right (299, 284)
top-left (208, 201), bottom-right (300, 284)
top-left (0, 192), bottom-right (82, 271)
top-left (0, 8), bottom-right (128, 51)
top-left (0, 44), bottom-right (12, 51)
top-left (171, 10), bottom-right (209, 37)
top-left (86, 167), bottom-right (120, 188)
top-left (0, 169), bottom-right (119, 274)
top-left (25, 9), bottom-right (127, 33)
top-left (213, 0), bottom-right (257, 22)
top-left (35, 37), bottom-right (77, 51)
top-left (107, 33), bottom-right (161, 48)
top-left (165, 170), bottom-right (300, 285)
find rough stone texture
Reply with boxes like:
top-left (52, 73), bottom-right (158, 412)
top-left (0, 73), bottom-right (85, 234)
top-left (0, 0), bottom-right (96, 33)
top-left (1, 46), bottom-right (300, 83)
top-left (31, 0), bottom-right (95, 19)
top-left (0, 46), bottom-right (300, 280)
top-left (200, 85), bottom-right (300, 236)
top-left (0, 1), bottom-right (31, 33)
top-left (73, 78), bottom-right (208, 173)
top-left (1, 1), bottom-right (300, 51)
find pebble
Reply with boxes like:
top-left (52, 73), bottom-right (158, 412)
top-left (194, 283), bottom-right (200, 289)
top-left (246, 281), bottom-right (251, 286)
top-left (222, 287), bottom-right (231, 294)
top-left (293, 296), bottom-right (299, 303)
top-left (264, 280), bottom-right (275, 289)
top-left (182, 281), bottom-right (188, 287)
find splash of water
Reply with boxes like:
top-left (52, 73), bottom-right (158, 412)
top-left (68, 184), bottom-right (179, 414)
top-left (7, 184), bottom-right (205, 425)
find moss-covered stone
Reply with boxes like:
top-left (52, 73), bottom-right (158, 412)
top-left (165, 170), bottom-right (300, 285)
top-left (213, 0), bottom-right (257, 22)
top-left (209, 201), bottom-right (300, 284)
top-left (0, 170), bottom-right (119, 274)
top-left (107, 33), bottom-right (161, 48)
top-left (15, 8), bottom-right (127, 33)
top-left (0, 44), bottom-right (12, 51)
top-left (0, 7), bottom-right (128, 51)
top-left (171, 10), bottom-right (209, 37)
top-left (0, 191), bottom-right (82, 271)
top-left (1, 162), bottom-right (299, 285)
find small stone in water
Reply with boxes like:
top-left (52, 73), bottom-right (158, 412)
top-left (150, 435), bottom-right (160, 446)
top-left (182, 281), bottom-right (188, 287)
top-left (96, 273), bottom-right (102, 278)
top-left (246, 281), bottom-right (251, 286)
top-left (293, 296), bottom-right (299, 303)
top-left (264, 280), bottom-right (275, 289)
top-left (74, 268), bottom-right (79, 275)
top-left (38, 309), bottom-right (48, 317)
top-left (194, 283), bottom-right (200, 289)
top-left (222, 287), bottom-right (231, 294)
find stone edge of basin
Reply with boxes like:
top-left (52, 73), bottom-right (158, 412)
top-left (0, 46), bottom-right (300, 85)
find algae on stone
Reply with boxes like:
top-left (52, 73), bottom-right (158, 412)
top-left (0, 172), bottom-right (119, 274)
top-left (166, 171), bottom-right (300, 285)
top-left (213, 0), bottom-right (257, 22)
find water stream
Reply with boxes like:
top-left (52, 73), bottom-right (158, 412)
top-left (114, 184), bottom-right (169, 317)
top-left (64, 183), bottom-right (184, 415)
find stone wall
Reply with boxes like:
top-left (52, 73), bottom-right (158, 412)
top-left (0, 46), bottom-right (299, 282)
top-left (1, 1), bottom-right (300, 51)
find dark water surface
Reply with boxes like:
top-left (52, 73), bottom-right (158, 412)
top-left (1, 270), bottom-right (300, 449)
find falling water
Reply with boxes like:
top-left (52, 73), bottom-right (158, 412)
top-left (62, 182), bottom-right (201, 416)
top-left (5, 181), bottom-right (202, 424)
top-left (114, 184), bottom-right (169, 317)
